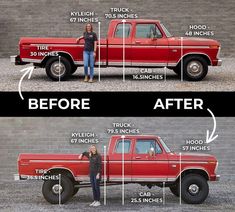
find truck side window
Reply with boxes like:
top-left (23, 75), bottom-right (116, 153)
top-left (135, 24), bottom-right (162, 38)
top-left (115, 139), bottom-right (131, 153)
top-left (135, 139), bottom-right (162, 154)
top-left (114, 23), bottom-right (131, 38)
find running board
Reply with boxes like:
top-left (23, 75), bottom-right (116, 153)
top-left (75, 182), bottom-right (127, 188)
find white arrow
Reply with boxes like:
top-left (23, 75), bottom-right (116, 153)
top-left (205, 108), bottom-right (218, 143)
top-left (18, 66), bottom-right (35, 100)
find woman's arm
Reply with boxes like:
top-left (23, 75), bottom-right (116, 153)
top-left (93, 41), bottom-right (97, 57)
top-left (78, 151), bottom-right (89, 159)
top-left (76, 36), bottom-right (84, 43)
top-left (93, 32), bottom-right (98, 57)
top-left (96, 154), bottom-right (102, 179)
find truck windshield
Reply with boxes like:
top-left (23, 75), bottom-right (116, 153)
top-left (159, 137), bottom-right (171, 153)
top-left (160, 23), bottom-right (173, 38)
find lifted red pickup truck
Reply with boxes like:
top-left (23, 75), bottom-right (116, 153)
top-left (11, 19), bottom-right (222, 81)
top-left (15, 135), bottom-right (219, 204)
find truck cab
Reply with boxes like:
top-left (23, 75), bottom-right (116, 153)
top-left (11, 19), bottom-right (222, 81)
top-left (15, 135), bottom-right (219, 204)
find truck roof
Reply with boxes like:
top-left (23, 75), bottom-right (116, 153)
top-left (110, 19), bottom-right (161, 24)
top-left (110, 135), bottom-right (160, 139)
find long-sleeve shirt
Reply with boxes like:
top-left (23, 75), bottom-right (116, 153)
top-left (82, 151), bottom-right (102, 175)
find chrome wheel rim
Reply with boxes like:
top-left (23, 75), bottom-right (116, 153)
top-left (52, 184), bottom-right (63, 194)
top-left (188, 184), bottom-right (199, 195)
top-left (50, 61), bottom-right (66, 77)
top-left (187, 61), bottom-right (203, 77)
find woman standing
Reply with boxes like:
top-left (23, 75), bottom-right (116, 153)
top-left (77, 23), bottom-right (98, 83)
top-left (79, 145), bottom-right (102, 207)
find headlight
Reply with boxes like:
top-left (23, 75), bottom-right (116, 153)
top-left (215, 161), bottom-right (219, 173)
top-left (217, 46), bottom-right (221, 59)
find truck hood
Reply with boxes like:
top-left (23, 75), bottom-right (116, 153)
top-left (18, 153), bottom-right (80, 161)
top-left (169, 37), bottom-right (220, 46)
top-left (169, 152), bottom-right (217, 162)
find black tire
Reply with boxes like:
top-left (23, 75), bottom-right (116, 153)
top-left (45, 57), bottom-right (71, 81)
top-left (172, 66), bottom-right (181, 75)
top-left (169, 183), bottom-right (179, 197)
top-left (70, 65), bottom-right (77, 75)
top-left (180, 174), bottom-right (209, 204)
top-left (42, 175), bottom-right (74, 204)
top-left (73, 187), bottom-right (79, 196)
top-left (182, 56), bottom-right (208, 81)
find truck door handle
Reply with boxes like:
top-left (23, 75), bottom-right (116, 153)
top-left (135, 41), bottom-right (141, 44)
top-left (135, 156), bottom-right (141, 159)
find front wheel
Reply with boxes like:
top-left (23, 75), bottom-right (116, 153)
top-left (42, 175), bottom-right (74, 204)
top-left (45, 57), bottom-right (71, 81)
top-left (183, 56), bottom-right (208, 81)
top-left (181, 174), bottom-right (209, 204)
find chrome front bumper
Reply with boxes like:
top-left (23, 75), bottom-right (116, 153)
top-left (14, 174), bottom-right (20, 181)
top-left (215, 174), bottom-right (220, 181)
top-left (217, 59), bottom-right (222, 66)
top-left (10, 55), bottom-right (17, 63)
top-left (10, 55), bottom-right (27, 65)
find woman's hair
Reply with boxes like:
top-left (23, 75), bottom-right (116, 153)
top-left (84, 23), bottom-right (93, 33)
top-left (89, 144), bottom-right (98, 156)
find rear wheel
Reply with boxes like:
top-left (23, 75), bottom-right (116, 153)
top-left (42, 175), bottom-right (74, 204)
top-left (73, 187), bottom-right (79, 196)
top-left (45, 57), bottom-right (71, 81)
top-left (70, 65), bottom-right (77, 75)
top-left (181, 174), bottom-right (209, 204)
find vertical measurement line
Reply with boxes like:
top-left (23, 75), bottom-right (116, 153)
top-left (180, 37), bottom-right (183, 82)
top-left (122, 20), bottom-right (126, 82)
top-left (59, 56), bottom-right (61, 83)
top-left (179, 152), bottom-right (182, 205)
top-left (163, 181), bottom-right (165, 205)
top-left (98, 22), bottom-right (101, 82)
top-left (164, 66), bottom-right (167, 82)
top-left (104, 145), bottom-right (107, 205)
top-left (121, 135), bottom-right (125, 205)
top-left (59, 174), bottom-right (61, 206)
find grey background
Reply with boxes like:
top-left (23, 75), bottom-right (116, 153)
top-left (0, 0), bottom-right (235, 57)
top-left (0, 117), bottom-right (234, 211)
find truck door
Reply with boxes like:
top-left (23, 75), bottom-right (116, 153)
top-left (108, 137), bottom-right (134, 181)
top-left (131, 23), bottom-right (169, 66)
top-left (107, 23), bottom-right (132, 66)
top-left (131, 138), bottom-right (168, 182)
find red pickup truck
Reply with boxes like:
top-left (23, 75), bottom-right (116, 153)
top-left (11, 19), bottom-right (222, 81)
top-left (15, 135), bottom-right (219, 204)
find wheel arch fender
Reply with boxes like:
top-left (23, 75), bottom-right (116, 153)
top-left (176, 53), bottom-right (212, 66)
top-left (176, 168), bottom-right (210, 182)
top-left (44, 167), bottom-right (76, 182)
top-left (41, 51), bottom-right (75, 67)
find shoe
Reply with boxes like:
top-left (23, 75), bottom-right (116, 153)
top-left (89, 201), bottom-right (96, 206)
top-left (88, 78), bottom-right (93, 83)
top-left (93, 201), bottom-right (101, 207)
top-left (84, 76), bottom-right (88, 82)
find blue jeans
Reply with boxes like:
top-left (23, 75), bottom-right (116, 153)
top-left (83, 51), bottom-right (94, 79)
top-left (90, 173), bottom-right (100, 201)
